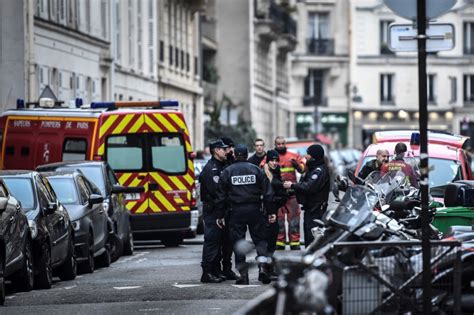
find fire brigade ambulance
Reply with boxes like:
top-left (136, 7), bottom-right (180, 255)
top-left (0, 99), bottom-right (199, 246)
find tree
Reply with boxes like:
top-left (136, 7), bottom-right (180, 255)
top-left (204, 95), bottom-right (256, 148)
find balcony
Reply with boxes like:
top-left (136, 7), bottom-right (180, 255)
top-left (254, 0), bottom-right (296, 42)
top-left (303, 95), bottom-right (327, 107)
top-left (307, 39), bottom-right (334, 55)
top-left (202, 17), bottom-right (217, 51)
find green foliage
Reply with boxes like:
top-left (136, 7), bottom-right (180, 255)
top-left (204, 95), bottom-right (256, 148)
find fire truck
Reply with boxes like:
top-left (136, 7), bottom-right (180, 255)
top-left (0, 99), bottom-right (199, 246)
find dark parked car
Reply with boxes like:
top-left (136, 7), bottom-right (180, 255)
top-left (37, 161), bottom-right (139, 260)
top-left (42, 171), bottom-right (110, 273)
top-left (1, 171), bottom-right (77, 289)
top-left (0, 178), bottom-right (34, 304)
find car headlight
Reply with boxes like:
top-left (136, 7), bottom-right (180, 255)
top-left (72, 220), bottom-right (81, 231)
top-left (28, 220), bottom-right (38, 239)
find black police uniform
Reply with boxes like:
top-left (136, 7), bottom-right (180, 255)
top-left (215, 150), bottom-right (270, 283)
top-left (248, 153), bottom-right (266, 166)
top-left (291, 158), bottom-right (330, 246)
top-left (200, 154), bottom-right (227, 283)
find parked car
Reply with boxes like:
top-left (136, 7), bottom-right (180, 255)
top-left (0, 177), bottom-right (34, 304)
top-left (41, 171), bottom-right (110, 273)
top-left (37, 161), bottom-right (141, 261)
top-left (0, 171), bottom-right (77, 289)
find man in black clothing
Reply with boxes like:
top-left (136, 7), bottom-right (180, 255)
top-left (200, 139), bottom-right (231, 283)
top-left (284, 144), bottom-right (330, 246)
top-left (215, 144), bottom-right (271, 285)
top-left (248, 138), bottom-right (267, 166)
top-left (220, 137), bottom-right (235, 165)
top-left (358, 149), bottom-right (389, 179)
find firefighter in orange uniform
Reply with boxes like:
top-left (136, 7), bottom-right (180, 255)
top-left (272, 136), bottom-right (304, 250)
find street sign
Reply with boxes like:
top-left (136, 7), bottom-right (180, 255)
top-left (383, 0), bottom-right (456, 21)
top-left (389, 23), bottom-right (455, 52)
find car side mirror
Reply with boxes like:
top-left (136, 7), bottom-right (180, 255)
top-left (88, 194), bottom-right (104, 207)
top-left (0, 197), bottom-right (8, 213)
top-left (44, 202), bottom-right (57, 215)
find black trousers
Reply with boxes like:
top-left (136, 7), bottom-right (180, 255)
top-left (217, 216), bottom-right (234, 271)
top-left (228, 204), bottom-right (268, 271)
top-left (266, 220), bottom-right (279, 256)
top-left (201, 208), bottom-right (222, 273)
top-left (303, 210), bottom-right (323, 247)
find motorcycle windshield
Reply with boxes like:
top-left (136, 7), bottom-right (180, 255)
top-left (364, 171), bottom-right (382, 185)
top-left (372, 170), bottom-right (406, 197)
top-left (326, 186), bottom-right (377, 232)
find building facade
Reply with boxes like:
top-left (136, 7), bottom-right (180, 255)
top-left (213, 0), bottom-right (297, 145)
top-left (0, 0), bottom-right (205, 150)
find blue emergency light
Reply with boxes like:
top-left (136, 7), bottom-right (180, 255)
top-left (90, 100), bottom-right (179, 110)
top-left (90, 102), bottom-right (116, 109)
top-left (159, 100), bottom-right (179, 108)
top-left (75, 98), bottom-right (83, 108)
top-left (410, 132), bottom-right (421, 146)
top-left (16, 98), bottom-right (25, 109)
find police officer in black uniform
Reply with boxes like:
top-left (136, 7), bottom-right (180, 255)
top-left (200, 139), bottom-right (229, 283)
top-left (215, 144), bottom-right (271, 285)
top-left (284, 144), bottom-right (330, 246)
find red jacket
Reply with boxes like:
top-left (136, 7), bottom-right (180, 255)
top-left (380, 159), bottom-right (419, 188)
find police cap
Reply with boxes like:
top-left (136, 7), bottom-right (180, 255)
top-left (234, 144), bottom-right (248, 157)
top-left (209, 139), bottom-right (228, 150)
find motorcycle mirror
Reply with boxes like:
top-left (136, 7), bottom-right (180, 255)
top-left (348, 171), bottom-right (364, 185)
top-left (234, 239), bottom-right (254, 256)
top-left (381, 204), bottom-right (390, 212)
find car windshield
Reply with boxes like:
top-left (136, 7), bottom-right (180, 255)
top-left (47, 178), bottom-right (78, 205)
top-left (59, 166), bottom-right (105, 195)
top-left (359, 156), bottom-right (462, 192)
top-left (287, 146), bottom-right (307, 157)
top-left (2, 177), bottom-right (36, 211)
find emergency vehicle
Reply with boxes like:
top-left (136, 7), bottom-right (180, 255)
top-left (0, 99), bottom-right (199, 246)
top-left (355, 130), bottom-right (473, 202)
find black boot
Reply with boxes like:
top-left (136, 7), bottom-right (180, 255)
top-left (258, 265), bottom-right (271, 284)
top-left (213, 268), bottom-right (227, 281)
top-left (222, 268), bottom-right (239, 280)
top-left (235, 272), bottom-right (249, 285)
top-left (201, 272), bottom-right (223, 283)
top-left (267, 264), bottom-right (278, 281)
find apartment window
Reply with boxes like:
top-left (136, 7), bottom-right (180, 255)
top-left (101, 0), bottom-right (107, 39)
top-left (186, 53), bottom-right (190, 72)
top-left (137, 0), bottom-right (143, 70)
top-left (380, 20), bottom-right (394, 54)
top-left (194, 56), bottom-right (198, 76)
top-left (463, 74), bottom-right (474, 103)
top-left (169, 45), bottom-right (173, 65)
top-left (128, 1), bottom-right (134, 67)
top-left (148, 9), bottom-right (154, 74)
top-left (160, 41), bottom-right (164, 62)
top-left (427, 74), bottom-right (436, 104)
top-left (181, 51), bottom-right (185, 70)
top-left (59, 0), bottom-right (67, 24)
top-left (464, 22), bottom-right (474, 55)
top-left (307, 12), bottom-right (332, 55)
top-left (175, 48), bottom-right (180, 68)
top-left (380, 74), bottom-right (395, 104)
top-left (116, 1), bottom-right (121, 61)
top-left (85, 0), bottom-right (91, 33)
top-left (303, 69), bottom-right (324, 106)
top-left (450, 77), bottom-right (457, 103)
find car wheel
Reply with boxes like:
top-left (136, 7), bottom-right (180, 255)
top-left (16, 239), bottom-right (34, 291)
top-left (161, 237), bottom-right (183, 247)
top-left (80, 233), bottom-right (94, 274)
top-left (96, 244), bottom-right (111, 268)
top-left (58, 234), bottom-right (77, 281)
top-left (123, 227), bottom-right (134, 256)
top-left (0, 260), bottom-right (5, 306)
top-left (35, 243), bottom-right (53, 289)
top-left (110, 233), bottom-right (123, 263)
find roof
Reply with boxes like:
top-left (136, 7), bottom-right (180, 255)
top-left (0, 170), bottom-right (37, 177)
top-left (36, 161), bottom-right (103, 171)
top-left (373, 130), bottom-right (469, 149)
top-left (40, 170), bottom-right (79, 178)
top-left (363, 141), bottom-right (459, 160)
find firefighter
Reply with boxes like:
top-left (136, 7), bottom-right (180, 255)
top-left (284, 144), bottom-right (330, 246)
top-left (248, 138), bottom-right (267, 166)
top-left (215, 144), bottom-right (271, 285)
top-left (200, 139), bottom-right (229, 283)
top-left (263, 150), bottom-right (288, 275)
top-left (380, 142), bottom-right (419, 188)
top-left (273, 136), bottom-right (304, 250)
top-left (358, 149), bottom-right (390, 179)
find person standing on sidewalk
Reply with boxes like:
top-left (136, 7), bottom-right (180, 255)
top-left (273, 136), bottom-right (304, 250)
top-left (200, 140), bottom-right (229, 283)
top-left (284, 144), bottom-right (330, 246)
top-left (248, 138), bottom-right (267, 166)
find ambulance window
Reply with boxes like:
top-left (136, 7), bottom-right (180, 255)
top-left (5, 146), bottom-right (14, 156)
top-left (150, 134), bottom-right (186, 174)
top-left (106, 135), bottom-right (144, 171)
top-left (63, 138), bottom-right (87, 161)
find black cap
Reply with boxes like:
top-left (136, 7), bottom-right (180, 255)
top-left (394, 142), bottom-right (407, 154)
top-left (209, 139), bottom-right (228, 150)
top-left (266, 150), bottom-right (279, 163)
top-left (307, 144), bottom-right (324, 161)
top-left (220, 137), bottom-right (234, 147)
top-left (234, 144), bottom-right (248, 157)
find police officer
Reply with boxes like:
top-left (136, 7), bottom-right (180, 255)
top-left (221, 137), bottom-right (235, 165)
top-left (200, 139), bottom-right (229, 283)
top-left (215, 144), bottom-right (271, 285)
top-left (284, 144), bottom-right (330, 246)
